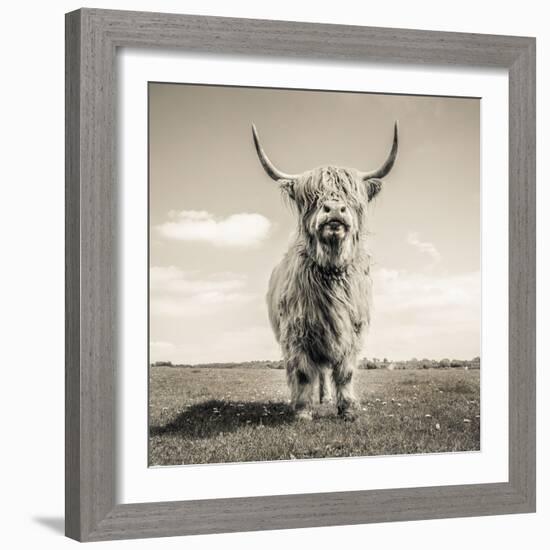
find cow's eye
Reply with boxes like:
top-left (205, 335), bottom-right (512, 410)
top-left (323, 205), bottom-right (331, 213)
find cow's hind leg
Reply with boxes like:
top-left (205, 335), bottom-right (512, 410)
top-left (334, 361), bottom-right (358, 421)
top-left (287, 357), bottom-right (317, 420)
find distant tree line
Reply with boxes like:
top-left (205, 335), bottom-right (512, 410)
top-left (152, 357), bottom-right (480, 370)
top-left (151, 359), bottom-right (285, 369)
top-left (358, 356), bottom-right (481, 370)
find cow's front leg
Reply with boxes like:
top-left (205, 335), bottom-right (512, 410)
top-left (287, 357), bottom-right (317, 420)
top-left (334, 360), bottom-right (358, 421)
top-left (319, 367), bottom-right (334, 404)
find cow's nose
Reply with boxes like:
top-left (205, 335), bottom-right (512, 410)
top-left (322, 201), bottom-right (347, 215)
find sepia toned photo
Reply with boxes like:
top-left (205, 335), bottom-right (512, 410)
top-left (148, 82), bottom-right (480, 466)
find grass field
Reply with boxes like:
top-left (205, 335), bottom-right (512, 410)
top-left (149, 366), bottom-right (480, 466)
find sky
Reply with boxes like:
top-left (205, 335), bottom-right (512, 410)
top-left (149, 82), bottom-right (480, 364)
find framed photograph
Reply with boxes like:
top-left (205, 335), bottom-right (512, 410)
top-left (65, 8), bottom-right (536, 542)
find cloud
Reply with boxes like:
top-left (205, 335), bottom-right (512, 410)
top-left (150, 341), bottom-right (175, 349)
top-left (156, 210), bottom-right (271, 248)
top-left (365, 268), bottom-right (480, 360)
top-left (373, 268), bottom-right (479, 312)
top-left (150, 266), bottom-right (253, 318)
top-left (150, 267), bottom-right (276, 363)
top-left (150, 266), bottom-right (246, 295)
top-left (406, 232), bottom-right (441, 265)
top-left (164, 325), bottom-right (281, 365)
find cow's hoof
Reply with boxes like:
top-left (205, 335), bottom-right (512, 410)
top-left (338, 407), bottom-right (358, 422)
top-left (295, 408), bottom-right (313, 421)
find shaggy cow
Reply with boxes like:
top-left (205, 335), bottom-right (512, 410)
top-left (252, 122), bottom-right (398, 420)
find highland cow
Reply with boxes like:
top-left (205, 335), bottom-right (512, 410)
top-left (252, 122), bottom-right (398, 420)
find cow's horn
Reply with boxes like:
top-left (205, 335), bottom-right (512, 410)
top-left (252, 124), bottom-right (300, 182)
top-left (360, 121), bottom-right (399, 181)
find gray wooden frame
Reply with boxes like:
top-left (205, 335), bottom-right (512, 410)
top-left (65, 8), bottom-right (536, 542)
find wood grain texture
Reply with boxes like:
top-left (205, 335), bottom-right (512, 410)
top-left (66, 8), bottom-right (116, 540)
top-left (507, 41), bottom-right (536, 508)
top-left (65, 10), bottom-right (81, 541)
top-left (65, 8), bottom-right (536, 542)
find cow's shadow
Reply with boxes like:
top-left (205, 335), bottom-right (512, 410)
top-left (150, 400), bottom-right (295, 439)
